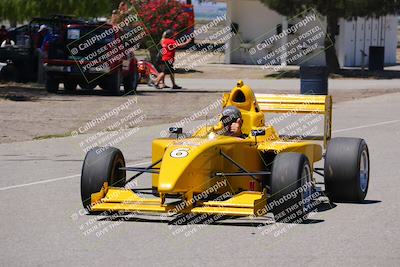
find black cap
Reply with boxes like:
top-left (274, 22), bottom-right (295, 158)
top-left (221, 106), bottom-right (242, 125)
top-left (163, 29), bottom-right (174, 38)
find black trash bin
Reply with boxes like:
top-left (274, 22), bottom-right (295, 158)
top-left (300, 65), bottom-right (328, 95)
top-left (369, 46), bottom-right (385, 71)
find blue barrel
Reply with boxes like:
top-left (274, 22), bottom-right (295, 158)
top-left (300, 65), bottom-right (328, 95)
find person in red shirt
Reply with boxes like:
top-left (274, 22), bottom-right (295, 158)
top-left (154, 29), bottom-right (192, 89)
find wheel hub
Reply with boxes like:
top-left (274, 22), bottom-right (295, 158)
top-left (359, 150), bottom-right (369, 192)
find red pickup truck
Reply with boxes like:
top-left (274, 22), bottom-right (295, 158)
top-left (44, 22), bottom-right (139, 95)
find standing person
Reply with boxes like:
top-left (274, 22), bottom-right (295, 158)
top-left (119, 1), bottom-right (129, 14)
top-left (0, 25), bottom-right (8, 44)
top-left (1, 37), bottom-right (15, 48)
top-left (154, 30), bottom-right (192, 89)
top-left (36, 24), bottom-right (49, 49)
top-left (35, 25), bottom-right (49, 84)
top-left (110, 10), bottom-right (120, 25)
top-left (111, 1), bottom-right (129, 25)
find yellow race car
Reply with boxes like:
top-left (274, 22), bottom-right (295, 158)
top-left (80, 80), bottom-right (370, 222)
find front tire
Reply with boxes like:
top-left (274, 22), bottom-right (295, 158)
top-left (81, 147), bottom-right (126, 211)
top-left (324, 137), bottom-right (370, 202)
top-left (269, 153), bottom-right (313, 222)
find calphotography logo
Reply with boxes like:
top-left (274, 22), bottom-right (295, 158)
top-left (67, 13), bottom-right (146, 83)
top-left (248, 10), bottom-right (330, 72)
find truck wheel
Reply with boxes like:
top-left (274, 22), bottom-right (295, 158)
top-left (107, 70), bottom-right (122, 95)
top-left (0, 64), bottom-right (17, 82)
top-left (45, 76), bottom-right (59, 93)
top-left (99, 70), bottom-right (122, 95)
top-left (79, 82), bottom-right (96, 90)
top-left (64, 81), bottom-right (77, 92)
top-left (324, 137), bottom-right (370, 202)
top-left (270, 153), bottom-right (313, 222)
top-left (81, 147), bottom-right (126, 211)
top-left (123, 71), bottom-right (139, 94)
top-left (123, 74), bottom-right (133, 93)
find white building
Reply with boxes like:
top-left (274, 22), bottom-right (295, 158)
top-left (222, 0), bottom-right (397, 67)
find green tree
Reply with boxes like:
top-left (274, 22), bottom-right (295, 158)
top-left (0, 0), bottom-right (121, 24)
top-left (260, 0), bottom-right (400, 72)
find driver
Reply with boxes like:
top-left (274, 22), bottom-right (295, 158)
top-left (220, 106), bottom-right (247, 138)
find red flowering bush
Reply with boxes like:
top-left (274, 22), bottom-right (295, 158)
top-left (131, 0), bottom-right (190, 47)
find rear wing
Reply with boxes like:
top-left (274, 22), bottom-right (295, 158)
top-left (255, 94), bottom-right (332, 148)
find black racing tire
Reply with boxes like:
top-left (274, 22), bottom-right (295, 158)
top-left (81, 147), bottom-right (126, 211)
top-left (64, 81), bottom-right (77, 92)
top-left (324, 137), bottom-right (370, 202)
top-left (269, 153), bottom-right (313, 223)
top-left (45, 75), bottom-right (59, 93)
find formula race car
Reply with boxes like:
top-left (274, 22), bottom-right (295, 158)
top-left (81, 80), bottom-right (370, 222)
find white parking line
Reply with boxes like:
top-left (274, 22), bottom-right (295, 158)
top-left (0, 161), bottom-right (151, 191)
top-left (0, 174), bottom-right (81, 191)
top-left (333, 119), bottom-right (400, 133)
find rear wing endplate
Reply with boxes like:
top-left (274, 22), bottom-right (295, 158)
top-left (255, 94), bottom-right (332, 148)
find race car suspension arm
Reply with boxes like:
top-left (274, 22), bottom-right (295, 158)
top-left (123, 158), bottom-right (162, 185)
top-left (218, 150), bottom-right (269, 183)
top-left (122, 167), bottom-right (159, 174)
top-left (214, 172), bottom-right (271, 177)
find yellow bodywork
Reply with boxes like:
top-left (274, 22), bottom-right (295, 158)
top-left (90, 80), bottom-right (332, 217)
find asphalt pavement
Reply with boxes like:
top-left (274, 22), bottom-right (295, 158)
top-left (1, 92), bottom-right (400, 266)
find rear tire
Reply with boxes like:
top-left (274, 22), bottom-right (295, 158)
top-left (0, 64), bottom-right (18, 82)
top-left (45, 75), bottom-right (59, 93)
top-left (79, 82), bottom-right (96, 90)
top-left (108, 70), bottom-right (122, 95)
top-left (81, 147), bottom-right (126, 211)
top-left (324, 137), bottom-right (370, 202)
top-left (269, 153), bottom-right (313, 222)
top-left (64, 81), bottom-right (77, 92)
top-left (123, 71), bottom-right (139, 94)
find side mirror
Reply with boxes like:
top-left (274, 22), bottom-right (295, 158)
top-left (169, 127), bottom-right (183, 134)
top-left (251, 129), bottom-right (266, 136)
